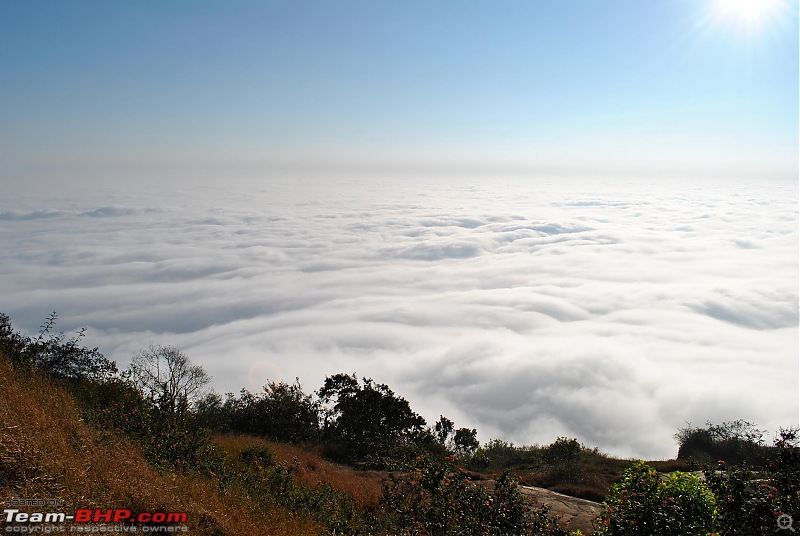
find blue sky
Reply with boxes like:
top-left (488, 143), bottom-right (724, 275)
top-left (1, 0), bottom-right (798, 179)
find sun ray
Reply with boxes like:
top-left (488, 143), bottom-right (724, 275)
top-left (716, 0), bottom-right (785, 29)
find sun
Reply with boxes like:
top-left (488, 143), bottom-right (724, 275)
top-left (716, 0), bottom-right (784, 27)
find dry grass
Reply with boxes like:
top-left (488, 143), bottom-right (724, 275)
top-left (213, 434), bottom-right (385, 511)
top-left (0, 354), bottom-right (322, 535)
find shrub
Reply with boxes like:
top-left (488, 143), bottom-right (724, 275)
top-left (477, 439), bottom-right (544, 470)
top-left (675, 420), bottom-right (768, 466)
top-left (381, 454), bottom-right (571, 535)
top-left (0, 311), bottom-right (116, 381)
top-left (704, 465), bottom-right (778, 535)
top-left (704, 427), bottom-right (800, 535)
top-left (545, 437), bottom-right (584, 483)
top-left (769, 427), bottom-right (800, 505)
top-left (596, 461), bottom-right (718, 536)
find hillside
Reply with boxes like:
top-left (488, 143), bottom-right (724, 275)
top-left (0, 351), bottom-right (325, 535)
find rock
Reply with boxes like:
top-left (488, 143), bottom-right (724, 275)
top-left (519, 485), bottom-right (602, 534)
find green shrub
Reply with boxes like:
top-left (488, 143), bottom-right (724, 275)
top-left (704, 427), bottom-right (800, 535)
top-left (381, 454), bottom-right (570, 535)
top-left (596, 461), bottom-right (718, 536)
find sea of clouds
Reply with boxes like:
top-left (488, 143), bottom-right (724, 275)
top-left (1, 173), bottom-right (796, 458)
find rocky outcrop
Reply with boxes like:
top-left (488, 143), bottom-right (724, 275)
top-left (519, 485), bottom-right (602, 534)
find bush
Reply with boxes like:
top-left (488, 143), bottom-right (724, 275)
top-left (769, 427), bottom-right (800, 505)
top-left (704, 427), bottom-right (800, 535)
top-left (675, 420), bottom-right (769, 467)
top-left (477, 439), bottom-right (543, 470)
top-left (545, 437), bottom-right (584, 483)
top-left (381, 454), bottom-right (571, 535)
top-left (596, 461), bottom-right (718, 536)
top-left (704, 465), bottom-right (779, 535)
top-left (0, 312), bottom-right (116, 381)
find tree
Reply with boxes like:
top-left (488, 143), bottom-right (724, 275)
top-left (210, 380), bottom-right (320, 443)
top-left (127, 344), bottom-right (212, 469)
top-left (129, 344), bottom-right (210, 419)
top-left (0, 313), bottom-right (26, 358)
top-left (434, 415), bottom-right (455, 445)
top-left (545, 437), bottom-right (584, 483)
top-left (256, 379), bottom-right (320, 442)
top-left (194, 391), bottom-right (230, 432)
top-left (318, 373), bottom-right (428, 460)
top-left (433, 416), bottom-right (479, 458)
top-left (454, 428), bottom-right (480, 456)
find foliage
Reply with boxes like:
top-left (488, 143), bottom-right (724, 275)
top-left (119, 344), bottom-right (215, 470)
top-left (15, 311), bottom-right (800, 536)
top-left (434, 415), bottom-right (455, 445)
top-left (704, 427), bottom-right (800, 535)
top-left (197, 380), bottom-right (320, 443)
top-left (0, 350), bottom-right (324, 535)
top-left (769, 427), bottom-right (800, 502)
top-left (675, 420), bottom-right (768, 466)
top-left (318, 373), bottom-right (429, 462)
top-left (704, 465), bottom-right (779, 535)
top-left (194, 391), bottom-right (231, 432)
top-left (433, 415), bottom-right (479, 458)
top-left (73, 374), bottom-right (153, 441)
top-left (0, 311), bottom-right (117, 380)
top-left (381, 454), bottom-right (570, 535)
top-left (83, 373), bottom-right (211, 470)
top-left (0, 313), bottom-right (212, 471)
top-left (257, 380), bottom-right (320, 442)
top-left (453, 427), bottom-right (480, 457)
top-left (472, 439), bottom-right (543, 470)
top-left (201, 441), bottom-right (374, 534)
top-left (544, 437), bottom-right (584, 483)
top-left (595, 461), bottom-right (718, 536)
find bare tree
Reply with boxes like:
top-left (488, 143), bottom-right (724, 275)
top-left (129, 344), bottom-right (210, 418)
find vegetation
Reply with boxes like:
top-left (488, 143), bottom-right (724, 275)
top-left (196, 380), bottom-right (321, 443)
top-left (702, 427), bottom-right (800, 535)
top-left (595, 461), bottom-right (718, 535)
top-left (0, 311), bottom-right (116, 380)
top-left (381, 454), bottom-right (570, 535)
top-left (675, 420), bottom-right (771, 467)
top-left (1, 311), bottom-right (798, 535)
top-left (318, 373), bottom-right (432, 465)
top-left (0, 337), bottom-right (323, 535)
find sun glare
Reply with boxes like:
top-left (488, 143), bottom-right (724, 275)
top-left (717, 0), bottom-right (784, 27)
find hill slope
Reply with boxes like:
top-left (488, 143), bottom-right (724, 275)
top-left (0, 352), bottom-right (323, 535)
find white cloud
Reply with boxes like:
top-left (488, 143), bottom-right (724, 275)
top-left (0, 174), bottom-right (796, 459)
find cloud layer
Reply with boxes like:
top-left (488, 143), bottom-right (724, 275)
top-left (1, 174), bottom-right (796, 458)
